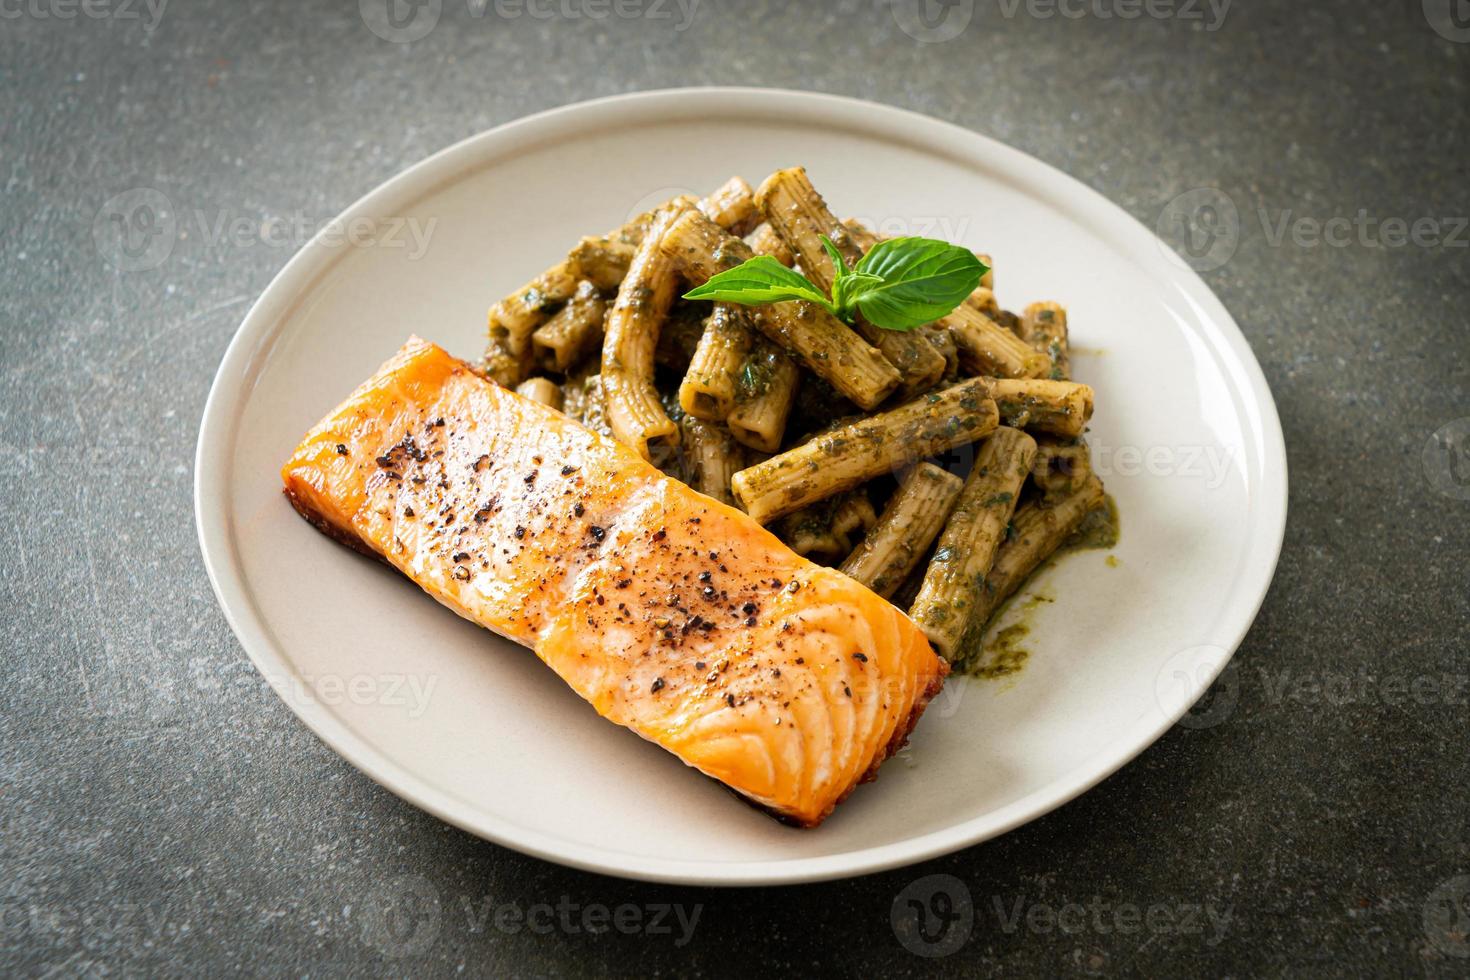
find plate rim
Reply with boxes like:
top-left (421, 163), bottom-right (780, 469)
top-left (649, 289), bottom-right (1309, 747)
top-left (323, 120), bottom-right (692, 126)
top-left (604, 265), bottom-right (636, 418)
top-left (195, 86), bottom-right (1288, 886)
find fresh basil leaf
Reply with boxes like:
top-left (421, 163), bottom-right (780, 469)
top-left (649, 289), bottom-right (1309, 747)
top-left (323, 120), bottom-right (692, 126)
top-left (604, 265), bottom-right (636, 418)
top-left (831, 272), bottom-right (883, 316)
top-left (682, 256), bottom-right (832, 310)
top-left (851, 237), bottom-right (986, 330)
top-left (819, 234), bottom-right (851, 278)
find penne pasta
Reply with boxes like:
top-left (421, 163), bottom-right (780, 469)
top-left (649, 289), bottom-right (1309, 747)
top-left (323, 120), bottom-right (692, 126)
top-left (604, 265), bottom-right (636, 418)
top-left (602, 205), bottom-right (689, 460)
top-left (488, 180), bottom-right (755, 382)
top-left (566, 236), bottom-right (637, 291)
top-left (730, 377), bottom-right (999, 524)
top-left (777, 491), bottom-right (878, 565)
top-left (532, 280), bottom-right (608, 373)
top-left (840, 467), bottom-right (964, 599)
top-left (909, 427), bottom-right (1038, 658)
top-left (966, 286), bottom-right (1000, 316)
top-left (481, 322), bottom-right (534, 388)
top-left (755, 168), bottom-right (866, 296)
top-left (839, 463), bottom-right (965, 598)
top-left (514, 376), bottom-right (564, 410)
top-left (678, 415), bottom-right (744, 505)
top-left (679, 303), bottom-right (754, 420)
top-left (989, 378), bottom-right (1094, 438)
top-left (1011, 303), bottom-right (1092, 495)
top-left (942, 303), bottom-right (1053, 379)
top-left (972, 475), bottom-right (1106, 627)
top-left (923, 323), bottom-right (961, 383)
top-left (726, 339), bottom-right (802, 453)
top-left (831, 494), bottom-right (878, 556)
top-left (746, 222), bottom-right (795, 265)
top-left (1019, 301), bottom-right (1070, 381)
top-left (488, 262), bottom-right (580, 365)
top-left (757, 169), bottom-right (945, 393)
top-left (698, 176), bottom-right (760, 238)
top-left (658, 208), bottom-right (901, 410)
top-left (1031, 435), bottom-right (1094, 498)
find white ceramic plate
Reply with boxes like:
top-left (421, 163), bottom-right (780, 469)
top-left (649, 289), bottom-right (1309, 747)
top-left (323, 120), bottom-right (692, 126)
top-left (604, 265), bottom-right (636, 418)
top-left (196, 88), bottom-right (1286, 885)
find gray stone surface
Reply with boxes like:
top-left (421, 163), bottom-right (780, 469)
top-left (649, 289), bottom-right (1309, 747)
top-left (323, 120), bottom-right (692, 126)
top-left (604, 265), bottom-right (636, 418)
top-left (2, 0), bottom-right (1467, 975)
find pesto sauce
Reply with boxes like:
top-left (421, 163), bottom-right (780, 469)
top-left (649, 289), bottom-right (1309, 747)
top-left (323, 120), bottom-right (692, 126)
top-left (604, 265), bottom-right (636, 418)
top-left (1064, 493), bottom-right (1121, 552)
top-left (948, 493), bottom-right (1121, 679)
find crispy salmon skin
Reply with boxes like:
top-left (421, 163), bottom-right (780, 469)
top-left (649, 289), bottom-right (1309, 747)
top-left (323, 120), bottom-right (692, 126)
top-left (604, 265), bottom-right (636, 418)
top-left (281, 337), bottom-right (947, 827)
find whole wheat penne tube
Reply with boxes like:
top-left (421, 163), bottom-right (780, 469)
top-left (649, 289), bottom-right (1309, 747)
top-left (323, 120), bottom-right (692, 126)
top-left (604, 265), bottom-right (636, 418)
top-left (731, 377), bottom-right (999, 524)
top-left (756, 168), bottom-right (865, 296)
top-left (679, 303), bottom-right (754, 420)
top-left (488, 262), bottom-right (579, 361)
top-left (679, 416), bottom-right (743, 505)
top-left (488, 200), bottom-right (682, 364)
top-left (659, 209), bottom-right (900, 409)
top-left (481, 326), bottom-right (533, 387)
top-left (918, 325), bottom-right (956, 382)
top-left (973, 475), bottom-right (1105, 627)
top-left (757, 168), bottom-right (945, 393)
top-left (909, 427), bottom-right (1037, 658)
top-left (698, 176), bottom-right (760, 237)
top-left (489, 181), bottom-right (748, 359)
top-left (602, 206), bottom-right (689, 460)
top-left (966, 286), bottom-right (1000, 317)
top-left (514, 376), bottom-right (563, 411)
top-left (831, 494), bottom-right (878, 553)
top-left (726, 339), bottom-right (801, 454)
top-left (1019, 301), bottom-right (1070, 381)
top-left (1032, 435), bottom-right (1093, 498)
top-left (532, 280), bottom-right (607, 373)
top-left (990, 378), bottom-right (1094, 438)
top-left (943, 304), bottom-right (1052, 379)
top-left (746, 222), bottom-right (794, 265)
top-left (839, 463), bottom-right (965, 598)
top-left (566, 236), bottom-right (636, 291)
top-left (777, 491), bottom-right (877, 564)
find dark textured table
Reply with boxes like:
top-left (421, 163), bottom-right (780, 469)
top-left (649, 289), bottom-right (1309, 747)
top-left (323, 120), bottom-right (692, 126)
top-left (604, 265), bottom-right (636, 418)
top-left (3, 0), bottom-right (1468, 975)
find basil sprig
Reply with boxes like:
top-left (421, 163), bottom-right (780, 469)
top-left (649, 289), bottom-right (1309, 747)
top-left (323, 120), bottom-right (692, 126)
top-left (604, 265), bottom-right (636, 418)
top-left (683, 235), bottom-right (987, 332)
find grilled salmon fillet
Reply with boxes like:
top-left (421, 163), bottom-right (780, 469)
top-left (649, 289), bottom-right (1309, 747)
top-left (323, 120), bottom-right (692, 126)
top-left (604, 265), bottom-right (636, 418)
top-left (281, 338), bottom-right (947, 827)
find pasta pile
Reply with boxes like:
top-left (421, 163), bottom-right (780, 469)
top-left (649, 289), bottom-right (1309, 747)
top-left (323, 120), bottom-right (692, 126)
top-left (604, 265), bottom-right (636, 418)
top-left (482, 168), bottom-right (1106, 666)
